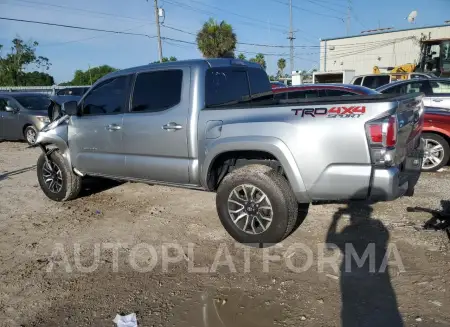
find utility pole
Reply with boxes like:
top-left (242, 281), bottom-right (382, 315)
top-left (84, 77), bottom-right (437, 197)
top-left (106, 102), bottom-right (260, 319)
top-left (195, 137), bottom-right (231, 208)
top-left (154, 0), bottom-right (163, 62)
top-left (288, 0), bottom-right (295, 75)
top-left (346, 0), bottom-right (351, 36)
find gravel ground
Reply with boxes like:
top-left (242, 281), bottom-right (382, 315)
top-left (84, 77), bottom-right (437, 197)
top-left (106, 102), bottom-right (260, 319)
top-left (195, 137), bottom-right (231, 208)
top-left (0, 141), bottom-right (449, 327)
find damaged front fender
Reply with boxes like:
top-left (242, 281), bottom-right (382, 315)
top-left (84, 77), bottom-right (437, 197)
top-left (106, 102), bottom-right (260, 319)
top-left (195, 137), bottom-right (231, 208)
top-left (35, 116), bottom-right (73, 170)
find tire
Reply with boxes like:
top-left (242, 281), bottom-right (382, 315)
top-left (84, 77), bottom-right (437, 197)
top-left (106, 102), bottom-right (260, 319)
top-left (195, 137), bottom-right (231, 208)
top-left (24, 125), bottom-right (38, 145)
top-left (216, 164), bottom-right (299, 245)
top-left (288, 203), bottom-right (310, 237)
top-left (37, 150), bottom-right (82, 201)
top-left (422, 133), bottom-right (450, 172)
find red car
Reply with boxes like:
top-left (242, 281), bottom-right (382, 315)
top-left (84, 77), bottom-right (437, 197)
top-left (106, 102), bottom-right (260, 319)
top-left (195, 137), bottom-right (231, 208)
top-left (272, 83), bottom-right (379, 99)
top-left (421, 107), bottom-right (450, 171)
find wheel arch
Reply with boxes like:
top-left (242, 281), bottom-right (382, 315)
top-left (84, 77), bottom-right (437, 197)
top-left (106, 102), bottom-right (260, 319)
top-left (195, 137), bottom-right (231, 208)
top-left (201, 136), bottom-right (310, 203)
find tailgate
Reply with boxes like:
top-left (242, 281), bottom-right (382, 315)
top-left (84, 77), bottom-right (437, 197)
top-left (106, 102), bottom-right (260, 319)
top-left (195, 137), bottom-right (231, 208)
top-left (394, 94), bottom-right (424, 165)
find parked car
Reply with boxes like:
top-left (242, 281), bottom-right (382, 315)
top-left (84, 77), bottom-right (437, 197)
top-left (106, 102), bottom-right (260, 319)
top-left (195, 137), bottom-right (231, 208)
top-left (56, 86), bottom-right (90, 96)
top-left (421, 107), bottom-right (450, 172)
top-left (270, 81), bottom-right (287, 89)
top-left (272, 84), bottom-right (379, 99)
top-left (351, 72), bottom-right (438, 89)
top-left (35, 58), bottom-right (424, 244)
top-left (376, 78), bottom-right (450, 109)
top-left (0, 92), bottom-right (51, 145)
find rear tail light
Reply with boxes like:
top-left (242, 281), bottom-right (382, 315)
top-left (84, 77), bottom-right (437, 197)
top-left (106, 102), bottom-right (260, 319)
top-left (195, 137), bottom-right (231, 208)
top-left (366, 115), bottom-right (398, 167)
top-left (367, 115), bottom-right (397, 147)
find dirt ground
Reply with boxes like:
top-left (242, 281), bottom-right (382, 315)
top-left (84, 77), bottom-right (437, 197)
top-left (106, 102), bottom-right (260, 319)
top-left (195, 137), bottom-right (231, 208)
top-left (0, 141), bottom-right (449, 327)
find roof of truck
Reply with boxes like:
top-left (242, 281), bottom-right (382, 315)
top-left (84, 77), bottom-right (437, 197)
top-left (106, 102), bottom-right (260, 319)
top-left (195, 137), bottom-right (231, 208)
top-left (102, 58), bottom-right (263, 82)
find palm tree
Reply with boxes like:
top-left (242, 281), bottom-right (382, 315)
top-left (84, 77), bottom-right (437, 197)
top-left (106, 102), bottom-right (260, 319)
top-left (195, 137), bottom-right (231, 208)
top-left (277, 58), bottom-right (286, 77)
top-left (196, 18), bottom-right (237, 58)
top-left (237, 53), bottom-right (246, 60)
top-left (249, 53), bottom-right (266, 70)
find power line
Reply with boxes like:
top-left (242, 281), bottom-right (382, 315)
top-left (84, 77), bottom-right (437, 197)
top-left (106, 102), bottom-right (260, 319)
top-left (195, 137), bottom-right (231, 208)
top-left (0, 17), bottom-right (157, 39)
top-left (40, 24), bottom-right (151, 47)
top-left (271, 0), bottom-right (345, 21)
top-left (3, 0), bottom-right (152, 24)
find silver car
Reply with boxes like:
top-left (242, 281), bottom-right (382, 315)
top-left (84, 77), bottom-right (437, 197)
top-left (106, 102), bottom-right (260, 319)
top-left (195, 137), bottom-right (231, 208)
top-left (376, 78), bottom-right (450, 109)
top-left (0, 93), bottom-right (51, 145)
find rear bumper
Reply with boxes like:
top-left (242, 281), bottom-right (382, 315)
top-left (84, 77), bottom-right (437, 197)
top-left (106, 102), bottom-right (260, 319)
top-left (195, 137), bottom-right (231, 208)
top-left (369, 139), bottom-right (424, 201)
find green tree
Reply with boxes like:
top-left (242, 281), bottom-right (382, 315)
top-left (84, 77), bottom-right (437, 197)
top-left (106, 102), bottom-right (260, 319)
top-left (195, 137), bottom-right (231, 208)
top-left (249, 53), bottom-right (266, 70)
top-left (153, 56), bottom-right (178, 64)
top-left (21, 71), bottom-right (54, 86)
top-left (277, 58), bottom-right (286, 77)
top-left (0, 38), bottom-right (51, 86)
top-left (69, 65), bottom-right (117, 85)
top-left (237, 53), bottom-right (246, 60)
top-left (196, 18), bottom-right (237, 58)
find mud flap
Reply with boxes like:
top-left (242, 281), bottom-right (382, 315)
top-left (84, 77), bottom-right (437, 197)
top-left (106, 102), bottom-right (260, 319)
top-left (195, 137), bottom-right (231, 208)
top-left (403, 138), bottom-right (425, 197)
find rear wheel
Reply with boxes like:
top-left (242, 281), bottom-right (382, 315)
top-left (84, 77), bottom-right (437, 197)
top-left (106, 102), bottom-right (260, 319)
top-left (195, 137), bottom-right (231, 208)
top-left (422, 133), bottom-right (449, 172)
top-left (37, 150), bottom-right (82, 201)
top-left (24, 126), bottom-right (38, 145)
top-left (216, 164), bottom-right (300, 245)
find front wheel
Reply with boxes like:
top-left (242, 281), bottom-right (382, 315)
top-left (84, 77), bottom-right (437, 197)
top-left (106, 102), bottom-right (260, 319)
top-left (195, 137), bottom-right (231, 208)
top-left (24, 126), bottom-right (38, 145)
top-left (37, 150), bottom-right (82, 201)
top-left (216, 164), bottom-right (300, 245)
top-left (422, 133), bottom-right (450, 172)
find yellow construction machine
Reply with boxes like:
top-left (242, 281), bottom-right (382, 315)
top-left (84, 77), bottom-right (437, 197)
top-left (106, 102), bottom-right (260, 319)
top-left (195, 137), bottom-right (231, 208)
top-left (373, 38), bottom-right (450, 79)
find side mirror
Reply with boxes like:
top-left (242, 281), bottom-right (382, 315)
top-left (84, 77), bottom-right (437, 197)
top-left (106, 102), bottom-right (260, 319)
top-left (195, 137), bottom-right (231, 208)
top-left (5, 106), bottom-right (16, 112)
top-left (62, 101), bottom-right (81, 116)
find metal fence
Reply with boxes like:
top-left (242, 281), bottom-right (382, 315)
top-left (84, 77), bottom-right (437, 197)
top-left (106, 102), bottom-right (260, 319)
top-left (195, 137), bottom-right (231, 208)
top-left (0, 85), bottom-right (91, 95)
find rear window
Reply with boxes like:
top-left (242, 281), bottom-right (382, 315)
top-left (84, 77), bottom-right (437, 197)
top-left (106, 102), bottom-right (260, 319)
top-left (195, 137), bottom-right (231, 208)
top-left (325, 89), bottom-right (357, 96)
top-left (205, 67), bottom-right (271, 108)
top-left (362, 75), bottom-right (390, 89)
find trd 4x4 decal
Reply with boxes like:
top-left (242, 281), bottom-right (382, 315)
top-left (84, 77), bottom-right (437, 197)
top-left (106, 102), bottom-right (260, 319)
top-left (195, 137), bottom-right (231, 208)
top-left (292, 106), bottom-right (366, 118)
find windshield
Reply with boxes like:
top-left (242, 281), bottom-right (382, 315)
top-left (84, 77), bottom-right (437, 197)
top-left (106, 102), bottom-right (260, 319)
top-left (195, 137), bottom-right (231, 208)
top-left (13, 94), bottom-right (51, 110)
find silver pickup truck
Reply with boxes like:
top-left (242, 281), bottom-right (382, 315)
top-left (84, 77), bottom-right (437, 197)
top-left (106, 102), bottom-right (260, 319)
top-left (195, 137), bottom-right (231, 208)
top-left (35, 59), bottom-right (424, 244)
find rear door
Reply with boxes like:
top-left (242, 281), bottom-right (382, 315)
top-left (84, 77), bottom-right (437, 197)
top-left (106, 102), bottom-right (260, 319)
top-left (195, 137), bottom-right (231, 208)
top-left (69, 75), bottom-right (131, 176)
top-left (429, 80), bottom-right (450, 109)
top-left (121, 67), bottom-right (191, 184)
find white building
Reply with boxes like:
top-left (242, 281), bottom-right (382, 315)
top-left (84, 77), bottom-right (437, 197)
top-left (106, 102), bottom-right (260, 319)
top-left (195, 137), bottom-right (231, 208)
top-left (320, 24), bottom-right (450, 75)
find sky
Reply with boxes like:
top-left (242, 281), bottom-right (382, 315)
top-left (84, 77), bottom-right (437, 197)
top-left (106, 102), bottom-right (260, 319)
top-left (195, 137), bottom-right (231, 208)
top-left (0, 0), bottom-right (449, 83)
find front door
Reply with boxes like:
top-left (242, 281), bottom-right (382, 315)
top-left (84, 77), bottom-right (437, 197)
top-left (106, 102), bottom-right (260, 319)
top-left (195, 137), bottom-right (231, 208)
top-left (122, 67), bottom-right (191, 184)
top-left (429, 80), bottom-right (450, 109)
top-left (0, 97), bottom-right (21, 140)
top-left (69, 75), bottom-right (131, 177)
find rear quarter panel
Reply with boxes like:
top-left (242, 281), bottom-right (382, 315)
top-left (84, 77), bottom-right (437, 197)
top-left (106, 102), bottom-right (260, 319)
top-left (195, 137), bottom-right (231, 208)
top-left (198, 98), bottom-right (399, 201)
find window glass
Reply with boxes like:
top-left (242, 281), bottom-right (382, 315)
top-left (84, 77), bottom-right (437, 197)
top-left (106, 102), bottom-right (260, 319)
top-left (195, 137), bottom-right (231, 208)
top-left (82, 76), bottom-right (128, 115)
top-left (132, 70), bottom-right (183, 112)
top-left (0, 98), bottom-right (7, 111)
top-left (287, 90), bottom-right (319, 99)
top-left (325, 89), bottom-right (356, 96)
top-left (353, 77), bottom-right (363, 85)
top-left (248, 68), bottom-right (272, 96)
top-left (430, 80), bottom-right (450, 94)
top-left (13, 95), bottom-right (50, 110)
top-left (205, 69), bottom-right (250, 107)
top-left (382, 85), bottom-right (406, 95)
top-left (362, 75), bottom-right (390, 89)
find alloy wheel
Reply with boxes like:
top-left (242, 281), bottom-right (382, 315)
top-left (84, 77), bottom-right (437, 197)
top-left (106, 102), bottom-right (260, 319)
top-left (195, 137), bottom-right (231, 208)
top-left (423, 138), bottom-right (445, 170)
top-left (26, 129), bottom-right (36, 144)
top-left (42, 161), bottom-right (63, 193)
top-left (227, 184), bottom-right (273, 235)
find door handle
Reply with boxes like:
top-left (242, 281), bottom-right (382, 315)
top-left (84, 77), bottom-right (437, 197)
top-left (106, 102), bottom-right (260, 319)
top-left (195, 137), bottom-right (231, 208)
top-left (162, 122), bottom-right (183, 131)
top-left (106, 124), bottom-right (121, 131)
top-left (432, 99), bottom-right (443, 102)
